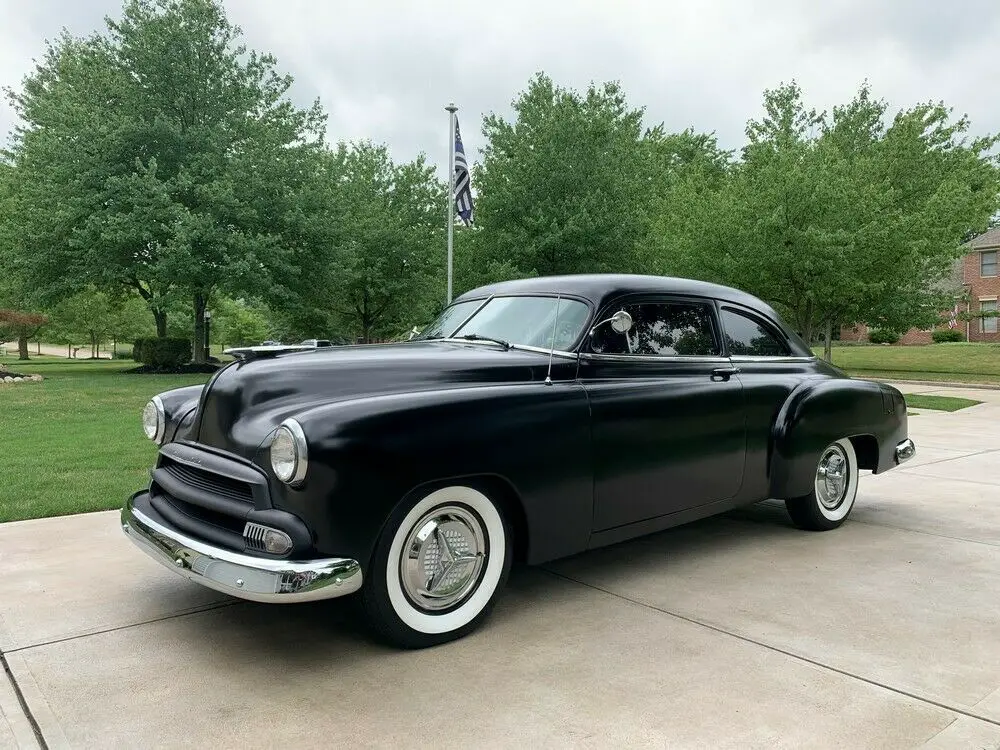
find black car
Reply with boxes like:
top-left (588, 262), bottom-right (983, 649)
top-left (121, 274), bottom-right (915, 648)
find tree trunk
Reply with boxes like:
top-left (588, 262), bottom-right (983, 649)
top-left (801, 299), bottom-right (814, 346)
top-left (823, 318), bottom-right (833, 363)
top-left (192, 294), bottom-right (207, 363)
top-left (36, 341), bottom-right (40, 355)
top-left (152, 308), bottom-right (168, 338)
top-left (361, 288), bottom-right (371, 344)
top-left (17, 335), bottom-right (29, 360)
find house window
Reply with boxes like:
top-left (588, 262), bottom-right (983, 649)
top-left (982, 250), bottom-right (998, 277)
top-left (982, 299), bottom-right (998, 334)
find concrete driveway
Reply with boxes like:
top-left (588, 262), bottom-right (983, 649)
top-left (2, 383), bottom-right (999, 749)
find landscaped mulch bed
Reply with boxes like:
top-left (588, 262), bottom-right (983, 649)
top-left (125, 363), bottom-right (221, 375)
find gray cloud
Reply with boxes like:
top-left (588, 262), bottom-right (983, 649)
top-left (3, 0), bottom-right (999, 179)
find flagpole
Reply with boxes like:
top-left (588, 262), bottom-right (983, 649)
top-left (446, 102), bottom-right (458, 304)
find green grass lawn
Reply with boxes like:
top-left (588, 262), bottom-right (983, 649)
top-left (0, 356), bottom-right (211, 523)
top-left (902, 394), bottom-right (982, 412)
top-left (816, 343), bottom-right (1000, 385)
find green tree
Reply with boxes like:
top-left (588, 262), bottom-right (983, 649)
top-left (211, 296), bottom-right (272, 348)
top-left (0, 163), bottom-right (49, 360)
top-left (51, 287), bottom-right (116, 357)
top-left (275, 142), bottom-right (446, 343)
top-left (657, 82), bottom-right (1000, 360)
top-left (464, 73), bottom-right (728, 293)
top-left (6, 0), bottom-right (325, 361)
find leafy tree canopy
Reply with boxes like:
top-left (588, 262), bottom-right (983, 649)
top-left (655, 81), bottom-right (1000, 359)
top-left (5, 0), bottom-right (325, 360)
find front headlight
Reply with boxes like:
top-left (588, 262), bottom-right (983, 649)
top-left (270, 418), bottom-right (308, 485)
top-left (142, 396), bottom-right (165, 444)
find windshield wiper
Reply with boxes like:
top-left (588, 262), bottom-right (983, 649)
top-left (455, 334), bottom-right (511, 350)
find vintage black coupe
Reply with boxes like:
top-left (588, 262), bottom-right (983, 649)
top-left (121, 274), bottom-right (915, 647)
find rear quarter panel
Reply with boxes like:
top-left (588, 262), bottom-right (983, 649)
top-left (770, 377), bottom-right (907, 499)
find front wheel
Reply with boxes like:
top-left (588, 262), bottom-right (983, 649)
top-left (362, 484), bottom-right (512, 649)
top-left (785, 438), bottom-right (859, 531)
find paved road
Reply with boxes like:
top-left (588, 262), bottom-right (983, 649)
top-left (1, 383), bottom-right (999, 749)
top-left (0, 342), bottom-right (112, 359)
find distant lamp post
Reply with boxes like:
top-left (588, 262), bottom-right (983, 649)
top-left (204, 309), bottom-right (212, 361)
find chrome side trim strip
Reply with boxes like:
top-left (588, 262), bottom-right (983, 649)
top-left (121, 494), bottom-right (362, 603)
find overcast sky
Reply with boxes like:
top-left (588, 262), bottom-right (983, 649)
top-left (2, 0), bottom-right (999, 177)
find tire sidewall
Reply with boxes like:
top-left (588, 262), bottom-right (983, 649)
top-left (366, 484), bottom-right (511, 647)
top-left (815, 438), bottom-right (859, 522)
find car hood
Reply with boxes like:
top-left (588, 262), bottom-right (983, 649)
top-left (193, 341), bottom-right (558, 460)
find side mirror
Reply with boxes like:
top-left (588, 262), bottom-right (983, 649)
top-left (589, 309), bottom-right (634, 338)
top-left (610, 310), bottom-right (633, 334)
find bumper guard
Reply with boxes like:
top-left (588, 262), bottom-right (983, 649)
top-left (895, 438), bottom-right (916, 464)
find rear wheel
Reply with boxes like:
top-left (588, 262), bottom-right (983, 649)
top-left (362, 484), bottom-right (511, 649)
top-left (785, 438), bottom-right (859, 531)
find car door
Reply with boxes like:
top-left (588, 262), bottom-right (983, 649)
top-left (579, 296), bottom-right (747, 531)
top-left (717, 303), bottom-right (814, 502)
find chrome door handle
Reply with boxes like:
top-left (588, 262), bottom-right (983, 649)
top-left (711, 366), bottom-right (740, 381)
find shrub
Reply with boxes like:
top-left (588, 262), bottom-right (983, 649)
top-left (112, 350), bottom-right (134, 360)
top-left (867, 329), bottom-right (900, 344)
top-left (133, 337), bottom-right (192, 368)
top-left (932, 328), bottom-right (964, 343)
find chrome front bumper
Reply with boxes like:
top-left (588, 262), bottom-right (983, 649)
top-left (121, 494), bottom-right (362, 603)
top-left (895, 438), bottom-right (916, 464)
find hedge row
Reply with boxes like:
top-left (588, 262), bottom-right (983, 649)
top-left (132, 338), bottom-right (192, 368)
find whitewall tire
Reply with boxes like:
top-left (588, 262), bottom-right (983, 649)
top-left (785, 438), bottom-right (859, 531)
top-left (363, 485), bottom-right (512, 648)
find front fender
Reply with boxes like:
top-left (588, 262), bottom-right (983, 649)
top-left (155, 385), bottom-right (205, 443)
top-left (769, 378), bottom-right (906, 499)
top-left (273, 383), bottom-right (594, 568)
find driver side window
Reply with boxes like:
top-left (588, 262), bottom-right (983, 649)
top-left (591, 301), bottom-right (721, 356)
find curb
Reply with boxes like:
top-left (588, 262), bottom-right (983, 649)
top-left (857, 377), bottom-right (1000, 391)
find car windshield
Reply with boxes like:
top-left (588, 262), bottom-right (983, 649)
top-left (420, 295), bottom-right (591, 351)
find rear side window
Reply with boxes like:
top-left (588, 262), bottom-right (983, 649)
top-left (591, 301), bottom-right (720, 357)
top-left (721, 308), bottom-right (790, 356)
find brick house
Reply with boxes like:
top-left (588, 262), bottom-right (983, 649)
top-left (841, 227), bottom-right (1000, 344)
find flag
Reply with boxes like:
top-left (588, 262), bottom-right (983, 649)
top-left (453, 117), bottom-right (474, 225)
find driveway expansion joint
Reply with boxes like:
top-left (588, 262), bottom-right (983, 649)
top-left (1, 649), bottom-right (47, 750)
top-left (542, 568), bottom-right (1000, 730)
top-left (2, 600), bottom-right (240, 656)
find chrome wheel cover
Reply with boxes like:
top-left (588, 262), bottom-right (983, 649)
top-left (400, 505), bottom-right (486, 612)
top-left (815, 444), bottom-right (850, 510)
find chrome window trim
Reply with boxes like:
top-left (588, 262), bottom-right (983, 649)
top-left (729, 355), bottom-right (818, 363)
top-left (579, 353), bottom-right (732, 364)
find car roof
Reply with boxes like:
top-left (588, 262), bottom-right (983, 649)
top-left (454, 273), bottom-right (812, 356)
top-left (458, 274), bottom-right (763, 310)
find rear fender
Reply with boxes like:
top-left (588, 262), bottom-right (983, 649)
top-left (769, 378), bottom-right (901, 499)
